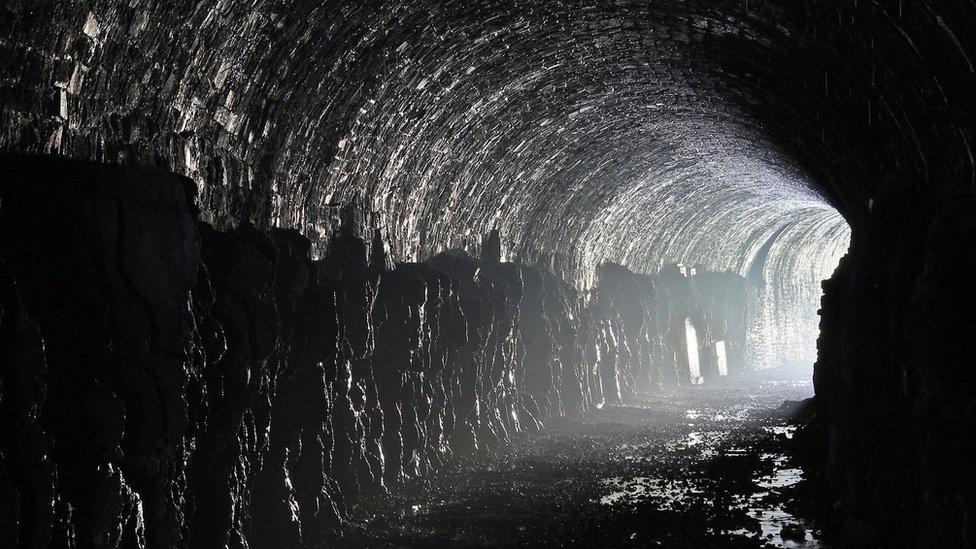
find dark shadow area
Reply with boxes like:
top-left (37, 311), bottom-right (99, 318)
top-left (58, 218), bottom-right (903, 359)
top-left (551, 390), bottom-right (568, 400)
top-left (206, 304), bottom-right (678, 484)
top-left (2, 1), bottom-right (975, 547)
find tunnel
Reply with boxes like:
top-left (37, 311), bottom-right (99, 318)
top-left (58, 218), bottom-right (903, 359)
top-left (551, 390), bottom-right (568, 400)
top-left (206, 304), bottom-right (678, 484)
top-left (0, 1), bottom-right (974, 547)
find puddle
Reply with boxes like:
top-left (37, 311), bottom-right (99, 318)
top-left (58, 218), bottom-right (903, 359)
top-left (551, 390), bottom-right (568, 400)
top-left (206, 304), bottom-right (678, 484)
top-left (343, 375), bottom-right (824, 548)
top-left (749, 447), bottom-right (818, 546)
top-left (600, 424), bottom-right (821, 547)
top-left (599, 476), bottom-right (704, 508)
top-left (766, 425), bottom-right (797, 439)
top-left (685, 406), bottom-right (753, 422)
top-left (619, 429), bottom-right (726, 460)
top-left (599, 476), bottom-right (654, 505)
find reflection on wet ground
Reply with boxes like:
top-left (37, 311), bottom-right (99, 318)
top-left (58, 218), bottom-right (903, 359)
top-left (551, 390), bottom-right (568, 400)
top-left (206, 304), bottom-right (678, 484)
top-left (338, 371), bottom-right (823, 547)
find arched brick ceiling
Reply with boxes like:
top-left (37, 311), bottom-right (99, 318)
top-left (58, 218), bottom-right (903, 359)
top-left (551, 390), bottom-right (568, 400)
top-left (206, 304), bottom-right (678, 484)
top-left (2, 0), bottom-right (971, 302)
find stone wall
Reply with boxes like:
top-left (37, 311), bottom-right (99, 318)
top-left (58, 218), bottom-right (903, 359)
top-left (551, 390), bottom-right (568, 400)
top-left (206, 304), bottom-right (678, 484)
top-left (0, 157), bottom-right (752, 547)
top-left (808, 186), bottom-right (976, 547)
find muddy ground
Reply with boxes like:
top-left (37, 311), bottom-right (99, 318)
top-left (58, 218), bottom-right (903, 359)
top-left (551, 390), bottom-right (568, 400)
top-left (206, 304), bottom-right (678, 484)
top-left (336, 370), bottom-right (828, 548)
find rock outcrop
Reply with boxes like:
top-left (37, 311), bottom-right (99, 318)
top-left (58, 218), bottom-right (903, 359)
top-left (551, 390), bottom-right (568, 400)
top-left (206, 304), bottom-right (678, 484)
top-left (0, 157), bottom-right (755, 547)
top-left (808, 187), bottom-right (976, 546)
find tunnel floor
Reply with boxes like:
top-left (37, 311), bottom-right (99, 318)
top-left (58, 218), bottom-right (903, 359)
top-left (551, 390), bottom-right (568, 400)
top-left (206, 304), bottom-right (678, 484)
top-left (336, 371), bottom-right (824, 548)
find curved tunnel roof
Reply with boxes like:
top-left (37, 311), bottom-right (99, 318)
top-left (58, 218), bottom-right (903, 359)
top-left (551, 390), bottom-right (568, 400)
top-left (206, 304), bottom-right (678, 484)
top-left (2, 0), bottom-right (972, 296)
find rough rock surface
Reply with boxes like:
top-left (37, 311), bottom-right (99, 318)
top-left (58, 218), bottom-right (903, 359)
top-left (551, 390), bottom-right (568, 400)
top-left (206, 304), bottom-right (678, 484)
top-left (0, 157), bottom-right (752, 547)
top-left (807, 185), bottom-right (976, 547)
top-left (335, 372), bottom-right (822, 548)
top-left (2, 2), bottom-right (976, 545)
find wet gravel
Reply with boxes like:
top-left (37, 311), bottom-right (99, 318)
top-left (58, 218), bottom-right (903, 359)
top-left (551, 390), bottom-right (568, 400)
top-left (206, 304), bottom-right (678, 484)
top-left (336, 371), bottom-right (824, 548)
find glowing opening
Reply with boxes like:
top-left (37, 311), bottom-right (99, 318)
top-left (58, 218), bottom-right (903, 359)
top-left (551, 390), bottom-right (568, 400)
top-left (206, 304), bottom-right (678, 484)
top-left (715, 340), bottom-right (728, 377)
top-left (685, 318), bottom-right (703, 385)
